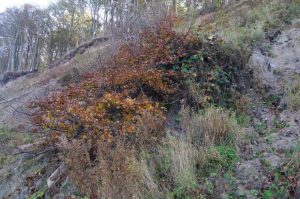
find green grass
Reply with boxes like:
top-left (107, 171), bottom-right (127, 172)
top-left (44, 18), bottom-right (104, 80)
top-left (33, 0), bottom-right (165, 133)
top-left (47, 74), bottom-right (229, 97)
top-left (203, 0), bottom-right (300, 53)
top-left (236, 113), bottom-right (250, 127)
top-left (151, 106), bottom-right (244, 198)
top-left (216, 145), bottom-right (240, 170)
top-left (164, 108), bottom-right (243, 197)
top-left (29, 188), bottom-right (47, 199)
top-left (282, 2), bottom-right (300, 24)
top-left (254, 121), bottom-right (268, 135)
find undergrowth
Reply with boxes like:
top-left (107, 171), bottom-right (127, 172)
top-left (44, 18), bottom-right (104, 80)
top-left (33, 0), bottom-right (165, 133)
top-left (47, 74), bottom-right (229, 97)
top-left (24, 0), bottom-right (300, 198)
top-left (30, 16), bottom-right (247, 198)
top-left (31, 16), bottom-right (244, 145)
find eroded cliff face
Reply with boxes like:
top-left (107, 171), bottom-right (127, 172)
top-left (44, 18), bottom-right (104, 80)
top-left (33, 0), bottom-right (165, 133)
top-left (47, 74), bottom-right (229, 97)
top-left (248, 19), bottom-right (300, 94)
top-left (235, 19), bottom-right (300, 198)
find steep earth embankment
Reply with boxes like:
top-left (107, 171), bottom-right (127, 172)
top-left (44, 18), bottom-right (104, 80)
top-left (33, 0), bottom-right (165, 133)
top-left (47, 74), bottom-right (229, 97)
top-left (0, 14), bottom-right (300, 199)
top-left (235, 19), bottom-right (300, 198)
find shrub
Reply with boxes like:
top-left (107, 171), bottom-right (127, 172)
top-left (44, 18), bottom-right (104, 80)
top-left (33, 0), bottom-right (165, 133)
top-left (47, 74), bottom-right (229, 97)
top-left (31, 16), bottom-right (245, 198)
top-left (31, 17), bottom-right (188, 145)
top-left (31, 16), bottom-right (243, 146)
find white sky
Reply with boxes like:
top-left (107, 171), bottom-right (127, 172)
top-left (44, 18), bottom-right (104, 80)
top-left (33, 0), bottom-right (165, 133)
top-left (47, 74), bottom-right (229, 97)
top-left (0, 0), bottom-right (54, 12)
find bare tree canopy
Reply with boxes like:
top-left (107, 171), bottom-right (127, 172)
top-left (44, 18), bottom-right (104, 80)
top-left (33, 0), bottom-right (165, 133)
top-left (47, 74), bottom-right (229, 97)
top-left (0, 0), bottom-right (235, 73)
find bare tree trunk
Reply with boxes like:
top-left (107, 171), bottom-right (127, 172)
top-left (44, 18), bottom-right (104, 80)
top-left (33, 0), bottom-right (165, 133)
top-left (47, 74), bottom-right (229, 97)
top-left (172, 0), bottom-right (177, 14)
top-left (25, 36), bottom-right (31, 71)
top-left (30, 36), bottom-right (39, 71)
top-left (8, 28), bottom-right (20, 72)
top-left (8, 41), bottom-right (15, 72)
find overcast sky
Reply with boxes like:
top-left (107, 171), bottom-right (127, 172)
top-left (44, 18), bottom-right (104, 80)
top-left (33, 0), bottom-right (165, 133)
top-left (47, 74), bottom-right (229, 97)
top-left (0, 0), bottom-right (54, 12)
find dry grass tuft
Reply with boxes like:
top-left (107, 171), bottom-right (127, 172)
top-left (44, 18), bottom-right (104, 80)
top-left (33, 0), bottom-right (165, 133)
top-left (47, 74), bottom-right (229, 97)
top-left (166, 133), bottom-right (197, 187)
top-left (286, 78), bottom-right (300, 110)
top-left (233, 94), bottom-right (252, 114)
top-left (181, 106), bottom-right (242, 146)
top-left (65, 139), bottom-right (161, 199)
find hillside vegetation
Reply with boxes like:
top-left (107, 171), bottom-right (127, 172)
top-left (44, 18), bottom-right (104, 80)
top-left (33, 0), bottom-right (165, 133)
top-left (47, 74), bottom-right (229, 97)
top-left (1, 0), bottom-right (300, 199)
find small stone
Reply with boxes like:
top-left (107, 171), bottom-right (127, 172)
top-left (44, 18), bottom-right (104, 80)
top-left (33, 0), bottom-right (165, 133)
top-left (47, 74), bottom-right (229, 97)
top-left (236, 163), bottom-right (262, 189)
top-left (265, 154), bottom-right (281, 168)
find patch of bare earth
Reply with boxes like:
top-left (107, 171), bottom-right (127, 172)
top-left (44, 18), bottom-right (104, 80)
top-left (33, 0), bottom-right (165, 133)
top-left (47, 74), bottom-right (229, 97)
top-left (235, 18), bottom-right (300, 198)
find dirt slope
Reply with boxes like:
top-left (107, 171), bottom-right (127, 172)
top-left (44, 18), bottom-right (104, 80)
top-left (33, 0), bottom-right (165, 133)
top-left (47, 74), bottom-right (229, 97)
top-left (235, 18), bottom-right (300, 198)
top-left (1, 11), bottom-right (300, 199)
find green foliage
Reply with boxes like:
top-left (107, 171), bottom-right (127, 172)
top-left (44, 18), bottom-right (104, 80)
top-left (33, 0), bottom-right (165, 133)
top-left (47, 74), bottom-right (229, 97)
top-left (156, 144), bottom-right (173, 178)
top-left (216, 145), bottom-right (240, 170)
top-left (166, 38), bottom-right (243, 109)
top-left (262, 189), bottom-right (273, 199)
top-left (29, 188), bottom-right (46, 199)
top-left (283, 2), bottom-right (300, 23)
top-left (262, 184), bottom-right (286, 199)
top-left (210, 0), bottom-right (300, 52)
top-left (254, 121), bottom-right (268, 135)
top-left (263, 94), bottom-right (282, 108)
top-left (169, 174), bottom-right (198, 199)
top-left (213, 0), bottom-right (223, 11)
top-left (236, 113), bottom-right (250, 127)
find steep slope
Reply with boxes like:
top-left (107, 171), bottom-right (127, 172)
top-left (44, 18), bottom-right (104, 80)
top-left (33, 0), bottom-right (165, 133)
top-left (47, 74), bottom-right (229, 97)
top-left (235, 18), bottom-right (300, 198)
top-left (1, 1), bottom-right (300, 198)
top-left (0, 38), bottom-right (109, 199)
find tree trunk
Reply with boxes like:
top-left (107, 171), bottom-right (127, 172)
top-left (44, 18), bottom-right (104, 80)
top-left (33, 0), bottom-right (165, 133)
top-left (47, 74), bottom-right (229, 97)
top-left (8, 28), bottom-right (20, 72)
top-left (31, 36), bottom-right (39, 71)
top-left (172, 0), bottom-right (177, 14)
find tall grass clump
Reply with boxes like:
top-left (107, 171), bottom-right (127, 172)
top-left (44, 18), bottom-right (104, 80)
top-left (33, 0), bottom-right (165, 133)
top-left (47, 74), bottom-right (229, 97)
top-left (286, 78), bottom-right (300, 110)
top-left (65, 139), bottom-right (162, 199)
top-left (181, 106), bottom-right (242, 146)
top-left (154, 106), bottom-right (243, 198)
top-left (167, 134), bottom-right (197, 190)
